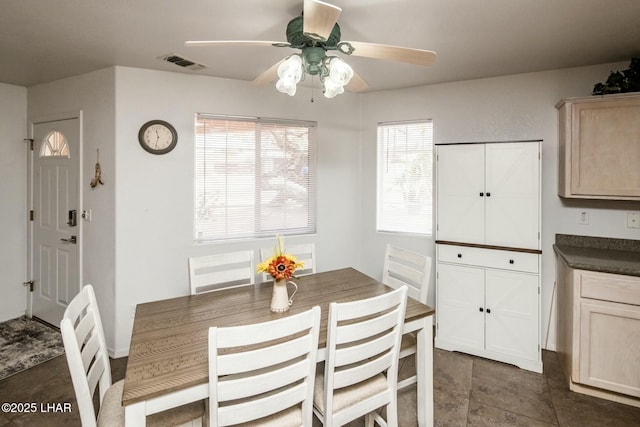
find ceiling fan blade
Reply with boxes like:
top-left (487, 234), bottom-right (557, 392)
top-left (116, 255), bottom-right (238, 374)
top-left (303, 0), bottom-right (341, 41)
top-left (185, 40), bottom-right (290, 48)
top-left (346, 41), bottom-right (437, 67)
top-left (346, 70), bottom-right (369, 92)
top-left (251, 60), bottom-right (283, 86)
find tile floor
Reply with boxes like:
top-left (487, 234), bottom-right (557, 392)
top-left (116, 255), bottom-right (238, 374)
top-left (1, 348), bottom-right (639, 426)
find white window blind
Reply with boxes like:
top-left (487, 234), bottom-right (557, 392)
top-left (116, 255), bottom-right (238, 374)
top-left (195, 114), bottom-right (316, 241)
top-left (377, 120), bottom-right (433, 235)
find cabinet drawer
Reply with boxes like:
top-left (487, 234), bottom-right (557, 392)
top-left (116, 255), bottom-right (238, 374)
top-left (579, 270), bottom-right (640, 306)
top-left (438, 244), bottom-right (539, 273)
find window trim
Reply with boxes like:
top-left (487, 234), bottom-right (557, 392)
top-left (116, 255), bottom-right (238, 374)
top-left (194, 113), bottom-right (317, 242)
top-left (376, 119), bottom-right (433, 236)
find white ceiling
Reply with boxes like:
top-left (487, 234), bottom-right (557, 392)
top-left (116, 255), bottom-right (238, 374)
top-left (2, 0), bottom-right (639, 91)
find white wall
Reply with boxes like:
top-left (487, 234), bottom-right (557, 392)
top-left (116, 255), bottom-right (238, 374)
top-left (0, 83), bottom-right (27, 322)
top-left (28, 68), bottom-right (117, 345)
top-left (358, 61), bottom-right (640, 350)
top-left (17, 60), bottom-right (640, 355)
top-left (111, 66), bottom-right (363, 354)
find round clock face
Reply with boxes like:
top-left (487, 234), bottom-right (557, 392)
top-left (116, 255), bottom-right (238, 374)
top-left (138, 120), bottom-right (178, 154)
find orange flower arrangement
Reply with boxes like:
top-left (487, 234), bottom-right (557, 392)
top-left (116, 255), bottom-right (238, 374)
top-left (257, 235), bottom-right (304, 281)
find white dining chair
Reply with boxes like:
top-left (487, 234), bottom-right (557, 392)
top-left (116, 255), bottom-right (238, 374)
top-left (381, 244), bottom-right (432, 390)
top-left (61, 285), bottom-right (205, 427)
top-left (208, 306), bottom-right (321, 426)
top-left (259, 242), bottom-right (316, 283)
top-left (188, 250), bottom-right (254, 295)
top-left (313, 286), bottom-right (408, 427)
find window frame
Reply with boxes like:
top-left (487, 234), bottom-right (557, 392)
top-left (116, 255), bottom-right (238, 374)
top-left (194, 114), bottom-right (317, 242)
top-left (376, 119), bottom-right (434, 236)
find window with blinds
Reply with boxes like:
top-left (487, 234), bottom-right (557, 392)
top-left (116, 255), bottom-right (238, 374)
top-left (195, 114), bottom-right (317, 241)
top-left (377, 120), bottom-right (433, 235)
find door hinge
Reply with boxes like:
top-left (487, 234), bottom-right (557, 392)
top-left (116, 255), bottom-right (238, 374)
top-left (24, 138), bottom-right (34, 150)
top-left (29, 210), bottom-right (35, 221)
top-left (23, 280), bottom-right (34, 292)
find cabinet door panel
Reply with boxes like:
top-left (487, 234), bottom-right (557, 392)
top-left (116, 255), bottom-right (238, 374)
top-left (571, 98), bottom-right (640, 197)
top-left (485, 143), bottom-right (540, 249)
top-left (579, 300), bottom-right (640, 397)
top-left (437, 263), bottom-right (485, 349)
top-left (485, 269), bottom-right (539, 361)
top-left (436, 144), bottom-right (485, 244)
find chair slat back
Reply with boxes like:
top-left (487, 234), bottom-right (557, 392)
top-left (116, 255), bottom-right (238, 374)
top-left (208, 306), bottom-right (321, 427)
top-left (322, 286), bottom-right (408, 422)
top-left (382, 244), bottom-right (432, 304)
top-left (189, 250), bottom-right (254, 295)
top-left (260, 243), bottom-right (316, 283)
top-left (60, 285), bottom-right (111, 427)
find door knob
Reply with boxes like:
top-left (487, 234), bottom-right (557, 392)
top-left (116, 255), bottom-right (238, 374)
top-left (61, 236), bottom-right (77, 244)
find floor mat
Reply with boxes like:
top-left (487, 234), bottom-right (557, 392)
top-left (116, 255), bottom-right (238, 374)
top-left (0, 316), bottom-right (65, 381)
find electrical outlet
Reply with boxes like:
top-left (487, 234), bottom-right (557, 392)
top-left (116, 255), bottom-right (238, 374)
top-left (578, 210), bottom-right (590, 225)
top-left (627, 212), bottom-right (640, 229)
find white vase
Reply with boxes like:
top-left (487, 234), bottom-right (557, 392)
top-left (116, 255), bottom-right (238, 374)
top-left (270, 279), bottom-right (298, 313)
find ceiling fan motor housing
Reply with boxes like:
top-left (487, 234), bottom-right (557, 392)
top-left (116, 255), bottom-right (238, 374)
top-left (286, 16), bottom-right (341, 48)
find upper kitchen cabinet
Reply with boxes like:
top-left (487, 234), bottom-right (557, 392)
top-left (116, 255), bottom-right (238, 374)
top-left (436, 141), bottom-right (541, 250)
top-left (556, 93), bottom-right (640, 200)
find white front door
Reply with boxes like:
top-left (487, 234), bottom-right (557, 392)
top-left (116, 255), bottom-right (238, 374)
top-left (30, 118), bottom-right (81, 326)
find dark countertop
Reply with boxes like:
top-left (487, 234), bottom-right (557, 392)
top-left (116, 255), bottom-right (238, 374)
top-left (553, 234), bottom-right (640, 277)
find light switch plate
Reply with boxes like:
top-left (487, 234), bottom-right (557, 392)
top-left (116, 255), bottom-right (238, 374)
top-left (578, 211), bottom-right (589, 225)
top-left (627, 212), bottom-right (640, 229)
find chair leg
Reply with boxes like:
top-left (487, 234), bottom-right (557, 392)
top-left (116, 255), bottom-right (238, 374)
top-left (385, 401), bottom-right (398, 427)
top-left (365, 413), bottom-right (375, 427)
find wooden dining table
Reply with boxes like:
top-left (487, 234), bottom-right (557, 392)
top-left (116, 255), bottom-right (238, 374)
top-left (122, 267), bottom-right (436, 426)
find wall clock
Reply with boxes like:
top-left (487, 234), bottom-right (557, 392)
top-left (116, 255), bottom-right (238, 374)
top-left (138, 120), bottom-right (178, 154)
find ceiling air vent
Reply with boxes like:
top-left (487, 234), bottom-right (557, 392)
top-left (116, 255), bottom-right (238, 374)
top-left (158, 53), bottom-right (206, 71)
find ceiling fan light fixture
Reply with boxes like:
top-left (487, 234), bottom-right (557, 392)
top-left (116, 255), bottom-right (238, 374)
top-left (320, 56), bottom-right (352, 98)
top-left (322, 76), bottom-right (345, 98)
top-left (276, 54), bottom-right (304, 96)
top-left (327, 56), bottom-right (353, 86)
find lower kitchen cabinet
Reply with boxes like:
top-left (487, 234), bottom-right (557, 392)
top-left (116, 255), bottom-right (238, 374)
top-left (556, 256), bottom-right (640, 407)
top-left (435, 244), bottom-right (542, 372)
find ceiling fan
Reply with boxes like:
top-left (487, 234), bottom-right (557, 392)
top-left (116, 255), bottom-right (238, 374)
top-left (185, 0), bottom-right (436, 98)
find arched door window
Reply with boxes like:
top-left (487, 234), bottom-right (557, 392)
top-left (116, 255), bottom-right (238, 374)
top-left (40, 131), bottom-right (70, 158)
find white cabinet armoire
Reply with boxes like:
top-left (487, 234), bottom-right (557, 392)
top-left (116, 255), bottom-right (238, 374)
top-left (434, 141), bottom-right (542, 373)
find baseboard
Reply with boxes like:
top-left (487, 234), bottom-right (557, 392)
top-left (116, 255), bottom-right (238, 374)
top-left (0, 309), bottom-right (28, 323)
top-left (109, 346), bottom-right (130, 359)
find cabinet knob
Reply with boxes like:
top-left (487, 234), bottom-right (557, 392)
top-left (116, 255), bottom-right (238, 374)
top-left (486, 308), bottom-right (491, 314)
top-left (479, 192), bottom-right (484, 197)
top-left (457, 253), bottom-right (462, 258)
top-left (486, 192), bottom-right (491, 197)
top-left (509, 259), bottom-right (514, 264)
top-left (479, 307), bottom-right (484, 312)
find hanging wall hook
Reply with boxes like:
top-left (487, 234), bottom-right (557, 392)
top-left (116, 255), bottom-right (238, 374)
top-left (90, 148), bottom-right (104, 188)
